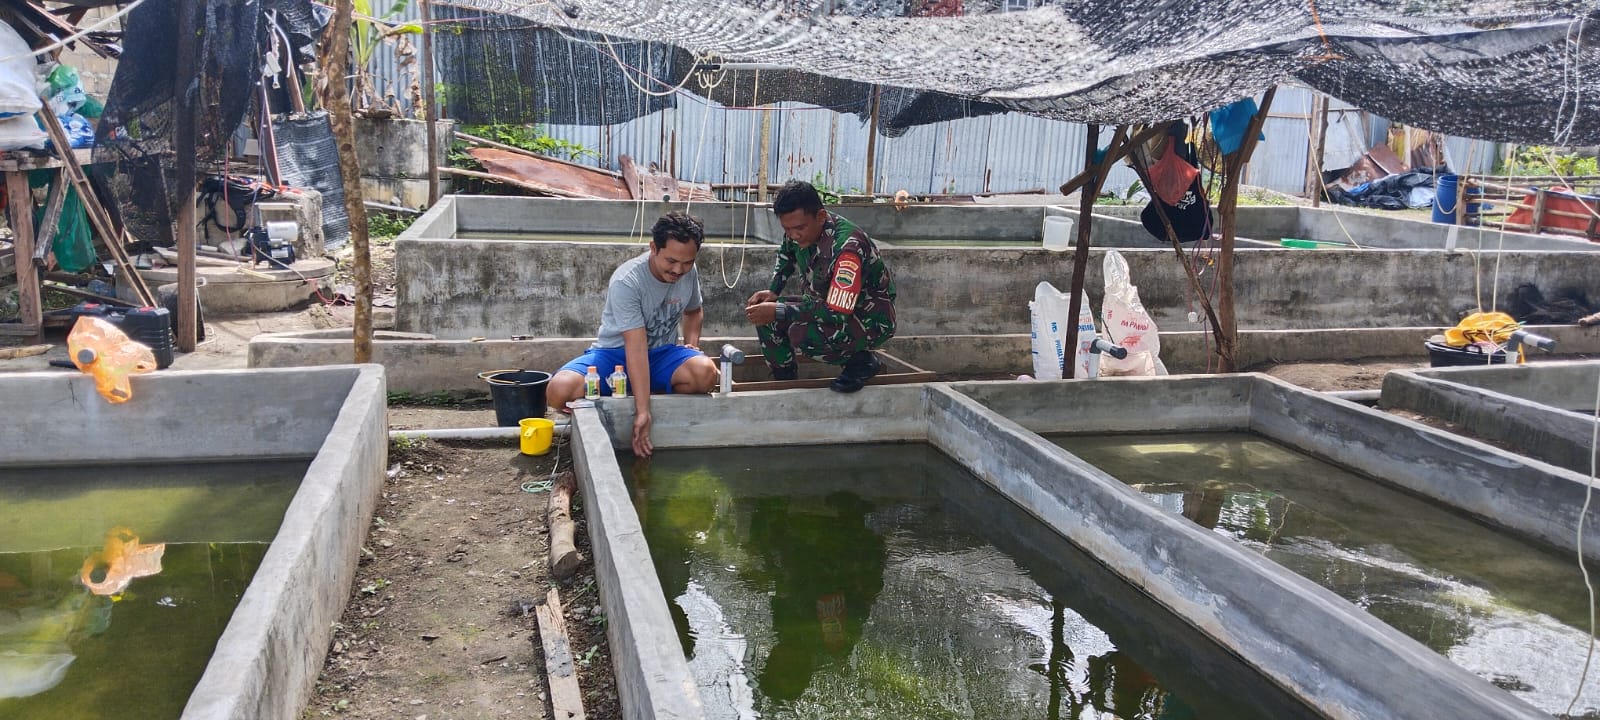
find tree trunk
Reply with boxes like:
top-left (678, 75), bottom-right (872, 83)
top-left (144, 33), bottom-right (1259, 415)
top-left (318, 0), bottom-right (373, 363)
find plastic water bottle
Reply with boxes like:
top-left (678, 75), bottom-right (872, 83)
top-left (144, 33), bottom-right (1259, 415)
top-left (609, 365), bottom-right (628, 398)
top-left (584, 366), bottom-right (601, 400)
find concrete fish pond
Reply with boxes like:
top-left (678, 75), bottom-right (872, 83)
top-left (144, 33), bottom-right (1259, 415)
top-left (1055, 431), bottom-right (1598, 714)
top-left (567, 375), bottom-right (1594, 719)
top-left (0, 366), bottom-right (387, 720)
top-left (623, 443), bottom-right (1311, 719)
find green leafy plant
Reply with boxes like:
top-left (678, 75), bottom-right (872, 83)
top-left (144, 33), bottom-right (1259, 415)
top-left (368, 211), bottom-right (415, 240)
top-left (809, 172), bottom-right (858, 204)
top-left (352, 0), bottom-right (423, 116)
top-left (1496, 145), bottom-right (1599, 178)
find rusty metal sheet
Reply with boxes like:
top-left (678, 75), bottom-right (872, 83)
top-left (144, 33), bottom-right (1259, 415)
top-left (468, 148), bottom-right (630, 199)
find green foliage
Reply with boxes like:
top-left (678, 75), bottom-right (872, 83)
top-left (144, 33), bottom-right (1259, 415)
top-left (809, 172), bottom-right (858, 204)
top-left (459, 123), bottom-right (598, 162)
top-left (1095, 179), bottom-right (1146, 206)
top-left (390, 435), bottom-right (427, 452)
top-left (368, 211), bottom-right (414, 240)
top-left (1496, 145), bottom-right (1599, 178)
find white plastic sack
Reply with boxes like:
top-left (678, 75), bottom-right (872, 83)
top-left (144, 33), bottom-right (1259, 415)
top-left (1100, 249), bottom-right (1170, 376)
top-left (1029, 281), bottom-right (1099, 380)
top-left (0, 22), bottom-right (39, 118)
top-left (0, 114), bottom-right (46, 151)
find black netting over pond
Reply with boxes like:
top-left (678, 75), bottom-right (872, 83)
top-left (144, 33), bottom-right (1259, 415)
top-left (443, 0), bottom-right (1600, 144)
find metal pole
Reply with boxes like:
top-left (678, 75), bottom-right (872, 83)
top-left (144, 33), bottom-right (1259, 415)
top-left (173, 0), bottom-right (198, 351)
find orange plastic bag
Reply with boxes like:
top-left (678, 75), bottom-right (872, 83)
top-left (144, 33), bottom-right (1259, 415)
top-left (66, 316), bottom-right (157, 403)
top-left (78, 526), bottom-right (165, 596)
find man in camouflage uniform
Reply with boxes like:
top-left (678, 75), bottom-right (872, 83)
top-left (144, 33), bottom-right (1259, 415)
top-left (744, 180), bottom-right (896, 393)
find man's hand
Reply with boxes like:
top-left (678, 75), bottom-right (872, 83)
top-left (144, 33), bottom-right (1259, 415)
top-left (744, 301), bottom-right (778, 325)
top-left (632, 409), bottom-right (654, 457)
top-left (746, 289), bottom-right (777, 306)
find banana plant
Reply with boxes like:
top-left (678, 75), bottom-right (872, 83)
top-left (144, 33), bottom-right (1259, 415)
top-left (351, 0), bottom-right (423, 116)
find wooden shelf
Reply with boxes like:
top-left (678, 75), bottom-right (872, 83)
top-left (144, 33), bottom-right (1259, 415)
top-left (0, 147), bottom-right (96, 172)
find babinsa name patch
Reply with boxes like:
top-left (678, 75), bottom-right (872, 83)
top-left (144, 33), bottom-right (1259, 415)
top-left (826, 252), bottom-right (862, 312)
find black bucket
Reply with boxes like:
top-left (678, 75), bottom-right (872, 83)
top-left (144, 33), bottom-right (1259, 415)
top-left (1425, 341), bottom-right (1510, 367)
top-left (479, 369), bottom-right (552, 427)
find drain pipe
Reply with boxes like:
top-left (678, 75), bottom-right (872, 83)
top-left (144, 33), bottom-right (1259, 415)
top-left (389, 420), bottom-right (571, 442)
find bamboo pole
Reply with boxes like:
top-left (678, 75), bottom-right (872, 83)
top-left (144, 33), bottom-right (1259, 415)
top-left (1311, 94), bottom-right (1329, 209)
top-left (864, 86), bottom-right (880, 195)
top-left (1214, 87), bottom-right (1277, 373)
top-left (419, 0), bottom-right (439, 206)
top-left (757, 101), bottom-right (772, 203)
top-left (174, 0), bottom-right (198, 351)
top-left (320, 0), bottom-right (372, 363)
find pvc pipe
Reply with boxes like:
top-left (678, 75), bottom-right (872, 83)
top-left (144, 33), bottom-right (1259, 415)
top-left (388, 422), bottom-right (571, 441)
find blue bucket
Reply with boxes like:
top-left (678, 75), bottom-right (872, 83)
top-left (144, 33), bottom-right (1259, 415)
top-left (1432, 174), bottom-right (1484, 224)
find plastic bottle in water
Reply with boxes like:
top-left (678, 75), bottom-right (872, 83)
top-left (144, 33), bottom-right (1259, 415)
top-left (584, 366), bottom-right (601, 399)
top-left (609, 365), bottom-right (628, 398)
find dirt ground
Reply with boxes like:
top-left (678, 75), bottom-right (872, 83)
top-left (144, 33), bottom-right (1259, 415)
top-left (1249, 358), bottom-right (1429, 391)
top-left (302, 435), bottom-right (621, 720)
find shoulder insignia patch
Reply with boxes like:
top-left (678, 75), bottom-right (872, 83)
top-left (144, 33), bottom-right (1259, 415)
top-left (826, 252), bottom-right (862, 312)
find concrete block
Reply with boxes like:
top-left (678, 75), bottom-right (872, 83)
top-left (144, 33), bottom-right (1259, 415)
top-left (353, 118), bottom-right (454, 178)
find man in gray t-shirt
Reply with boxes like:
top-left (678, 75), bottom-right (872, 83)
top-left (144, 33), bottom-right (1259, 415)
top-left (548, 212), bottom-right (719, 456)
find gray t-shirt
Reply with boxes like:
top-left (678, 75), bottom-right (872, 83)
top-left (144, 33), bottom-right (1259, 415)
top-left (593, 252), bottom-right (703, 349)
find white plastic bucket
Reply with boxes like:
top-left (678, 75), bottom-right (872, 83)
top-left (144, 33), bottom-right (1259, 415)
top-left (1042, 215), bottom-right (1074, 252)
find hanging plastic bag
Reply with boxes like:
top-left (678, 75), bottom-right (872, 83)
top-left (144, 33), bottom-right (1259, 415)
top-left (67, 317), bottom-right (158, 404)
top-left (1100, 250), bottom-right (1169, 377)
top-left (30, 177), bottom-right (94, 273)
top-left (0, 115), bottom-right (45, 151)
top-left (0, 22), bottom-right (39, 119)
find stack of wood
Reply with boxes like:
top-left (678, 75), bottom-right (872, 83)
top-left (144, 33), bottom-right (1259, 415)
top-left (1465, 175), bottom-right (1600, 241)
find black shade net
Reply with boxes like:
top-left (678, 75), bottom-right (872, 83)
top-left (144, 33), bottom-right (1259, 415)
top-left (442, 0), bottom-right (1600, 144)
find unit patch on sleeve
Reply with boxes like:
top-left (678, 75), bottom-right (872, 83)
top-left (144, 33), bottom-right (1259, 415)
top-left (825, 252), bottom-right (862, 313)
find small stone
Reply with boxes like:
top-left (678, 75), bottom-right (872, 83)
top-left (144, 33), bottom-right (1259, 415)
top-left (380, 540), bottom-right (394, 548)
top-left (509, 570), bottom-right (521, 579)
top-left (410, 699), bottom-right (424, 705)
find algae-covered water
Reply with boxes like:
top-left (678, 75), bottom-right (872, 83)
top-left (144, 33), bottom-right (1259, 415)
top-left (0, 460), bottom-right (306, 719)
top-left (625, 444), bottom-right (1313, 720)
top-left (1053, 432), bottom-right (1600, 717)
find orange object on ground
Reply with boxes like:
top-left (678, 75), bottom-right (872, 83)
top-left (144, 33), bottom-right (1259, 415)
top-left (66, 316), bottom-right (157, 403)
top-left (1504, 187), bottom-right (1600, 239)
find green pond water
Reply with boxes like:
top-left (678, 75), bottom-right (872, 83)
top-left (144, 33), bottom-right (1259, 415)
top-left (0, 460), bottom-right (306, 719)
top-left (1052, 432), bottom-right (1599, 717)
top-left (625, 444), bottom-right (1313, 720)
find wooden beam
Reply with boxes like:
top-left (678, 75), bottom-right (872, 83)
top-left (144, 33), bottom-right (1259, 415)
top-left (1214, 87), bottom-right (1277, 373)
top-left (33, 176), bottom-right (67, 267)
top-left (1530, 188), bottom-right (1548, 235)
top-left (534, 588), bottom-right (587, 720)
top-left (6, 171), bottom-right (40, 339)
top-left (174, 0), bottom-right (199, 351)
top-left (757, 103), bottom-right (772, 203)
top-left (419, 0), bottom-right (440, 206)
top-left (1056, 124), bottom-right (1167, 199)
top-left (864, 86), bottom-right (880, 195)
top-left (320, 0), bottom-right (373, 364)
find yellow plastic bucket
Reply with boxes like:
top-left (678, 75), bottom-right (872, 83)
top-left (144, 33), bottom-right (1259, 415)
top-left (519, 418), bottom-right (555, 456)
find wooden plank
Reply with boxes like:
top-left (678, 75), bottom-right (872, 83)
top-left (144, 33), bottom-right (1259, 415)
top-left (619, 154), bottom-right (643, 200)
top-left (6, 171), bottom-right (40, 337)
top-left (0, 148), bottom-right (95, 173)
top-left (534, 588), bottom-right (587, 720)
top-left (34, 176), bottom-right (68, 267)
top-left (438, 163), bottom-right (588, 196)
top-left (0, 324), bottom-right (42, 336)
top-left (1531, 188), bottom-right (1548, 234)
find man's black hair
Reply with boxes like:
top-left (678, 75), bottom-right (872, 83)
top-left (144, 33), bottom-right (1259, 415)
top-left (651, 211), bottom-right (705, 249)
top-left (772, 180), bottom-right (825, 216)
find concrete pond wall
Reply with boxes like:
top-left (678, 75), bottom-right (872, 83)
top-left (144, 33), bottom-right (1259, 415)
top-left (396, 196), bottom-right (1600, 343)
top-left (1381, 359), bottom-right (1600, 474)
top-left (564, 375), bottom-right (1579, 719)
top-left (1, 366), bottom-right (389, 720)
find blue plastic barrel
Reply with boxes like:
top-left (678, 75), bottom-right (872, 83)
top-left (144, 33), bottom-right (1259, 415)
top-left (1432, 174), bottom-right (1460, 223)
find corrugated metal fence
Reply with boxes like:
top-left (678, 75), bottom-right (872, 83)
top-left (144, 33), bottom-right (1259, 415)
top-left (367, 17), bottom-right (1501, 197)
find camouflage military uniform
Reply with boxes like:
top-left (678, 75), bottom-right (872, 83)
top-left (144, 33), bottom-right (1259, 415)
top-left (758, 212), bottom-right (896, 372)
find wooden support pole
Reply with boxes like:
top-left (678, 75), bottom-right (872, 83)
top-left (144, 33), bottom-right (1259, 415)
top-left (320, 0), bottom-right (373, 363)
top-left (174, 0), bottom-right (199, 351)
top-left (757, 86), bottom-right (772, 203)
top-left (1062, 124), bottom-right (1128, 378)
top-left (534, 588), bottom-right (587, 720)
top-left (1304, 94), bottom-right (1322, 201)
top-left (34, 177), bottom-right (66, 267)
top-left (1215, 87), bottom-right (1277, 373)
top-left (1057, 124), bottom-right (1167, 199)
top-left (6, 171), bottom-right (40, 338)
top-left (1530, 188), bottom-right (1548, 235)
top-left (419, 0), bottom-right (440, 206)
top-left (548, 471), bottom-right (580, 581)
top-left (864, 85), bottom-right (880, 195)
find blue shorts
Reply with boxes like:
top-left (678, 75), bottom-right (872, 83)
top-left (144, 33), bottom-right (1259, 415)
top-left (559, 345), bottom-right (706, 395)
